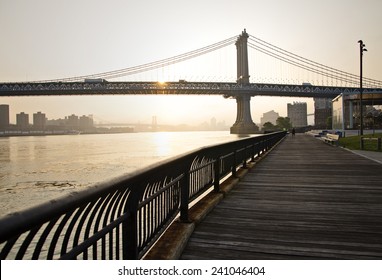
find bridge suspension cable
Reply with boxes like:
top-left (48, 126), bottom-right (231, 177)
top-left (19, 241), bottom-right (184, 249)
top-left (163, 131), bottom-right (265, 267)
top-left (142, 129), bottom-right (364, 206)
top-left (26, 31), bottom-right (382, 87)
top-left (248, 35), bottom-right (382, 88)
top-left (35, 36), bottom-right (238, 83)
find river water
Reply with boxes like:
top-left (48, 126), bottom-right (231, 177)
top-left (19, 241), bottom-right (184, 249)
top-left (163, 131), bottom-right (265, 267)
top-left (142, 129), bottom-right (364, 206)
top-left (0, 131), bottom-right (249, 216)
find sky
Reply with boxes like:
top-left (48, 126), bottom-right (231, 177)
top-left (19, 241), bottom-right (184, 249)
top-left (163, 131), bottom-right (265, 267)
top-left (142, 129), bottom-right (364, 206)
top-left (1, 0), bottom-right (381, 126)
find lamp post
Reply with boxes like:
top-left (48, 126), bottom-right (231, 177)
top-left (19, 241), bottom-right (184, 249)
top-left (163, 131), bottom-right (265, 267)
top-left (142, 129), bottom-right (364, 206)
top-left (358, 40), bottom-right (367, 135)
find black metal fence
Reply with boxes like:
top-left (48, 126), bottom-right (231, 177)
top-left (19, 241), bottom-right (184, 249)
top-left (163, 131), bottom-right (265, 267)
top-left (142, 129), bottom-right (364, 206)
top-left (0, 131), bottom-right (286, 260)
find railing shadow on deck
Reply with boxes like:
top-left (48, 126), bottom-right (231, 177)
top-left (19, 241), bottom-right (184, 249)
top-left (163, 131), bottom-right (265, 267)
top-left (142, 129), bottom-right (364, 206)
top-left (0, 131), bottom-right (286, 260)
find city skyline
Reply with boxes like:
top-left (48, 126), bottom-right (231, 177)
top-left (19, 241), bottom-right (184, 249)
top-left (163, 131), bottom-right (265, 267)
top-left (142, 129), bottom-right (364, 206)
top-left (0, 103), bottom-right (231, 132)
top-left (0, 102), bottom-right (312, 129)
top-left (1, 0), bottom-right (381, 126)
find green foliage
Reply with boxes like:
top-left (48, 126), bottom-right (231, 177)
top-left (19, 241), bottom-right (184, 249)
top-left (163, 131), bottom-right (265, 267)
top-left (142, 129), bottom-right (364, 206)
top-left (263, 122), bottom-right (277, 131)
top-left (338, 133), bottom-right (382, 152)
top-left (276, 117), bottom-right (292, 130)
top-left (262, 117), bottom-right (292, 132)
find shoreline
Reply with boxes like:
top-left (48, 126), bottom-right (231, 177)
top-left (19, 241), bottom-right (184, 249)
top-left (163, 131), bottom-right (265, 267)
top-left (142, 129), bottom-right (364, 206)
top-left (0, 130), bottom-right (135, 137)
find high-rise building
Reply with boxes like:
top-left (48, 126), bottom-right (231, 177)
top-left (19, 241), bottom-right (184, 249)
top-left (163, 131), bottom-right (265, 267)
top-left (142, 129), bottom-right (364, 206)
top-left (16, 112), bottom-right (29, 130)
top-left (33, 111), bottom-right (46, 130)
top-left (0, 104), bottom-right (10, 130)
top-left (314, 98), bottom-right (332, 129)
top-left (287, 102), bottom-right (307, 128)
top-left (260, 110), bottom-right (279, 127)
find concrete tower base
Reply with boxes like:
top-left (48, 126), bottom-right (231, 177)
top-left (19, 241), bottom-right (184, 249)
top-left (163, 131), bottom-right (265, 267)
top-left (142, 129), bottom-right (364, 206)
top-left (230, 94), bottom-right (259, 134)
top-left (230, 123), bottom-right (259, 134)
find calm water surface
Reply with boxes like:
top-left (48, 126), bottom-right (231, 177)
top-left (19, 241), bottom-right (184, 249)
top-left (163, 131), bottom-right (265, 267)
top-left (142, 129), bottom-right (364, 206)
top-left (0, 131), bottom-right (248, 216)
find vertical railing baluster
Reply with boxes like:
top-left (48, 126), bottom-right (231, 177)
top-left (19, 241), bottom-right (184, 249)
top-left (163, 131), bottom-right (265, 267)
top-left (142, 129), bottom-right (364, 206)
top-left (180, 171), bottom-right (190, 222)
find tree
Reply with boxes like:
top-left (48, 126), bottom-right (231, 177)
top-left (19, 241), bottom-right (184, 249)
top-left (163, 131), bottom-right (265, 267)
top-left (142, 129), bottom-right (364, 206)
top-left (276, 117), bottom-right (292, 130)
top-left (262, 122), bottom-right (276, 131)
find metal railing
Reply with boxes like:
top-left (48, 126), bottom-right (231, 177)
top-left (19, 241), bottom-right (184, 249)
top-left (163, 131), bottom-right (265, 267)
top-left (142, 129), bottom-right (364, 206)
top-left (0, 131), bottom-right (286, 259)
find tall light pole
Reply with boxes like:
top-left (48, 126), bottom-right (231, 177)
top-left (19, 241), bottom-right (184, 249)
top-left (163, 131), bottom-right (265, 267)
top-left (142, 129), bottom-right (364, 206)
top-left (358, 40), bottom-right (367, 135)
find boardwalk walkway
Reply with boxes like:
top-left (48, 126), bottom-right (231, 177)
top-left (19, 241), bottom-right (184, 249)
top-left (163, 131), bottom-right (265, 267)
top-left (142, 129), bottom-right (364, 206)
top-left (180, 134), bottom-right (382, 259)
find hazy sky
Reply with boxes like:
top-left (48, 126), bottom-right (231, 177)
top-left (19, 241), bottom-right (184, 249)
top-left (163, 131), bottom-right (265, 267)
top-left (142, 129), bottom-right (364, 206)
top-left (1, 0), bottom-right (381, 125)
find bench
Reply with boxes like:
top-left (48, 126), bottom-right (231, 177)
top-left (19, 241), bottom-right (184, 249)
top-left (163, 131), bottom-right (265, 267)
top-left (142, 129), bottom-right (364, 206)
top-left (322, 133), bottom-right (340, 146)
top-left (360, 137), bottom-right (382, 150)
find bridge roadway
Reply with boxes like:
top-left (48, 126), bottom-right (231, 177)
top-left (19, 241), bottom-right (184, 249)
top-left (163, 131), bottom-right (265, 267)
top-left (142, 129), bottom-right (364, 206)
top-left (179, 134), bottom-right (382, 259)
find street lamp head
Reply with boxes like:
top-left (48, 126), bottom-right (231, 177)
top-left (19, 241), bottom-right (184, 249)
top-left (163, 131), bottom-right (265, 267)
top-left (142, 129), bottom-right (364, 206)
top-left (358, 40), bottom-right (366, 47)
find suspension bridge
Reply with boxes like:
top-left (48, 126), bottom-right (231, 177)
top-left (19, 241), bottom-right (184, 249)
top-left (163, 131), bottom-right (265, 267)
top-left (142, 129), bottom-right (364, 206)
top-left (1, 29), bottom-right (382, 133)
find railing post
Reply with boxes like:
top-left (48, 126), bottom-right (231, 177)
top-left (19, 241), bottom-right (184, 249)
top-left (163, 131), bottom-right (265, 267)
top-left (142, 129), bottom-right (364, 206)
top-left (123, 193), bottom-right (139, 260)
top-left (251, 144), bottom-right (256, 162)
top-left (214, 157), bottom-right (221, 192)
top-left (180, 171), bottom-right (190, 222)
top-left (242, 148), bottom-right (247, 168)
top-left (360, 137), bottom-right (364, 150)
top-left (265, 138), bottom-right (270, 151)
top-left (232, 151), bottom-right (237, 177)
top-left (256, 142), bottom-right (261, 158)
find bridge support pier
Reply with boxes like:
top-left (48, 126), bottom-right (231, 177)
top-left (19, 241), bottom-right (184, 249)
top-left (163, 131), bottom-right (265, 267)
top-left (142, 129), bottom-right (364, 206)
top-left (230, 94), bottom-right (259, 134)
top-left (230, 29), bottom-right (259, 134)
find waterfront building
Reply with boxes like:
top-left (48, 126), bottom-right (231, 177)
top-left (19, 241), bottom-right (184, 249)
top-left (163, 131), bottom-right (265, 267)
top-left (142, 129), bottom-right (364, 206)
top-left (287, 102), bottom-right (307, 128)
top-left (0, 104), bottom-right (10, 130)
top-left (260, 110), bottom-right (279, 127)
top-left (332, 92), bottom-right (382, 131)
top-left (67, 114), bottom-right (79, 129)
top-left (79, 115), bottom-right (94, 129)
top-left (314, 98), bottom-right (332, 129)
top-left (16, 112), bottom-right (29, 130)
top-left (33, 112), bottom-right (46, 130)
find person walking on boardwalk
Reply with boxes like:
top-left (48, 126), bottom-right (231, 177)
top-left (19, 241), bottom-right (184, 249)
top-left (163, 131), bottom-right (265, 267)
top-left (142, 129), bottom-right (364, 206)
top-left (291, 127), bottom-right (295, 136)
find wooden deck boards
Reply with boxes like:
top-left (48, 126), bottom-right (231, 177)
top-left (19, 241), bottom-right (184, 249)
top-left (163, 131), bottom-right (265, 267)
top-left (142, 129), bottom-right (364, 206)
top-left (180, 134), bottom-right (382, 259)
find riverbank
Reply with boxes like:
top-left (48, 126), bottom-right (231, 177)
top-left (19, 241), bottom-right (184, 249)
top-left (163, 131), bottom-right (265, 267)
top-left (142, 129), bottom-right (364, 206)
top-left (0, 127), bottom-right (134, 137)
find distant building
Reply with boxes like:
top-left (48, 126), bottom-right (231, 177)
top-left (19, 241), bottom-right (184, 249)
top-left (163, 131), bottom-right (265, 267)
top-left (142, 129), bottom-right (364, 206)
top-left (151, 116), bottom-right (158, 131)
top-left (33, 112), bottom-right (46, 130)
top-left (16, 112), bottom-right (29, 129)
top-left (287, 102), bottom-right (307, 128)
top-left (260, 110), bottom-right (279, 127)
top-left (314, 98), bottom-right (332, 129)
top-left (67, 114), bottom-right (79, 129)
top-left (210, 117), bottom-right (217, 128)
top-left (0, 104), bottom-right (10, 130)
top-left (79, 115), bottom-right (94, 129)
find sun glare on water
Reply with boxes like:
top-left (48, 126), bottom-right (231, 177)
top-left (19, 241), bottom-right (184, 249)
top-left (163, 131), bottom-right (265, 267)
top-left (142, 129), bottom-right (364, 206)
top-left (153, 132), bottom-right (171, 156)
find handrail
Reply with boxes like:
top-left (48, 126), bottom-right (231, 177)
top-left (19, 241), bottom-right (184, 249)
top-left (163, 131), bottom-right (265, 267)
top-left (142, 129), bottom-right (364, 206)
top-left (0, 131), bottom-right (286, 259)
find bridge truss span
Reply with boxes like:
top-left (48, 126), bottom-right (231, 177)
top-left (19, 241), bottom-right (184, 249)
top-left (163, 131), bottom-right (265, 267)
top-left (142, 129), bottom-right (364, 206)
top-left (1, 81), bottom-right (381, 99)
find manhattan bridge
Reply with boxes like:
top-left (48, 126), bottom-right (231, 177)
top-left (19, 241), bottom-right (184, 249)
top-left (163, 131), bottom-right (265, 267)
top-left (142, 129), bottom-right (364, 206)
top-left (1, 29), bottom-right (382, 134)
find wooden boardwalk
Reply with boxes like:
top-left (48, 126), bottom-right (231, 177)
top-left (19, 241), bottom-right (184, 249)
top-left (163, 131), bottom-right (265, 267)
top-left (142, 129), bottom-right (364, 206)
top-left (180, 134), bottom-right (382, 259)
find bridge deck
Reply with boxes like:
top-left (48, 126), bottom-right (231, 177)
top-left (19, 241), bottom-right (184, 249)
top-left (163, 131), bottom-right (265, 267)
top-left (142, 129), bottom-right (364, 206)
top-left (180, 134), bottom-right (382, 259)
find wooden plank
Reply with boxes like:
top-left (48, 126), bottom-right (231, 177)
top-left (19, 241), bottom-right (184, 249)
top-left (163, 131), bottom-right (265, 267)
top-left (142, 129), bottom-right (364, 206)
top-left (180, 134), bottom-right (382, 259)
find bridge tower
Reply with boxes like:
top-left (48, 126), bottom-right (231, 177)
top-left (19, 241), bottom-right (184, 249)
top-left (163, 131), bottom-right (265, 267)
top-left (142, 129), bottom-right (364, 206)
top-left (230, 29), bottom-right (259, 134)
